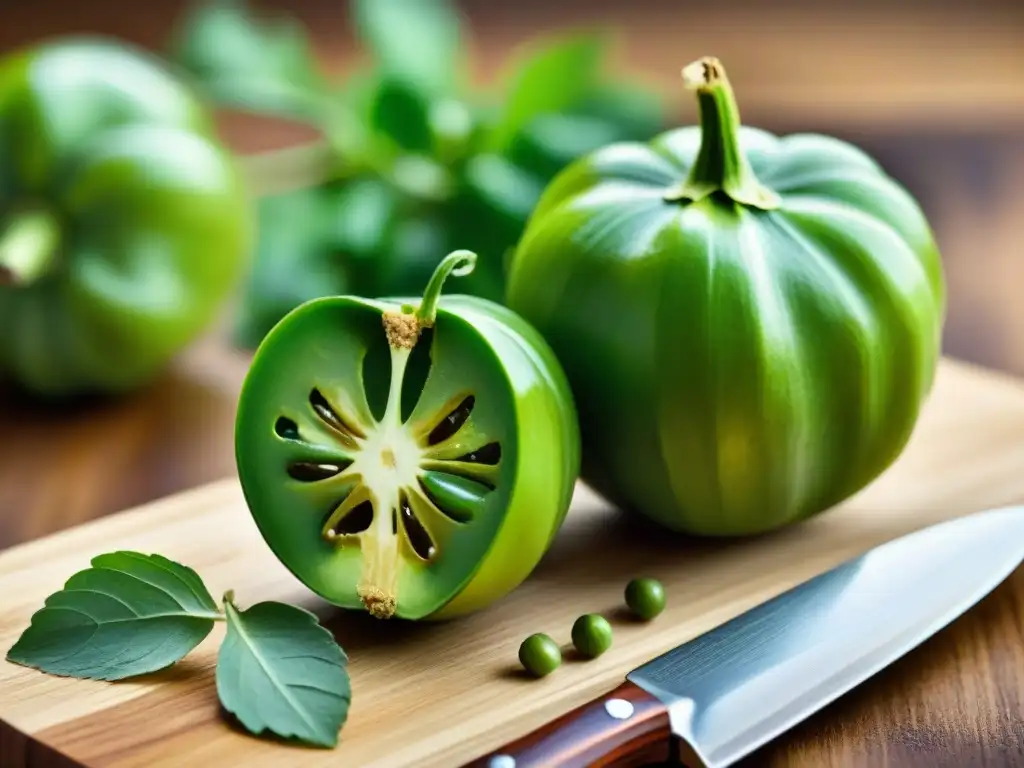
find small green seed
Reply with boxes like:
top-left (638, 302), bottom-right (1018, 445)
top-left (571, 613), bottom-right (613, 658)
top-left (518, 633), bottom-right (561, 677)
top-left (625, 577), bottom-right (666, 620)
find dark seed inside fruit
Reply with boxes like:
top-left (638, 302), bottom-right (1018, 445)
top-left (274, 417), bottom-right (300, 440)
top-left (400, 495), bottom-right (436, 560)
top-left (309, 388), bottom-right (363, 437)
top-left (391, 508), bottom-right (398, 535)
top-left (287, 461), bottom-right (349, 481)
top-left (456, 441), bottom-right (501, 465)
top-left (323, 499), bottom-right (374, 536)
top-left (428, 395), bottom-right (475, 445)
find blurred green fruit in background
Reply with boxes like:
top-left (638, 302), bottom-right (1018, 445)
top-left (0, 37), bottom-right (252, 398)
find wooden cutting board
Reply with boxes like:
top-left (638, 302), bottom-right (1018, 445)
top-left (2, 357), bottom-right (1024, 768)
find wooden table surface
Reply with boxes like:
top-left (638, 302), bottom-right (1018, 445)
top-left (2, 346), bottom-right (1023, 768)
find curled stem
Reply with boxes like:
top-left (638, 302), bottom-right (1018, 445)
top-left (382, 250), bottom-right (476, 351)
top-left (415, 250), bottom-right (477, 327)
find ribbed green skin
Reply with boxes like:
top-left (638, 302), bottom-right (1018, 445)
top-left (0, 37), bottom-right (251, 397)
top-left (506, 123), bottom-right (946, 536)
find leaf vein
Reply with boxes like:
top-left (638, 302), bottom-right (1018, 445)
top-left (226, 606), bottom-right (322, 737)
top-left (12, 614), bottom-right (101, 666)
top-left (119, 553), bottom-right (215, 610)
top-left (284, 682), bottom-right (350, 699)
top-left (276, 653), bottom-right (342, 664)
top-left (91, 566), bottom-right (191, 611)
top-left (63, 587), bottom-right (142, 618)
top-left (38, 605), bottom-right (218, 625)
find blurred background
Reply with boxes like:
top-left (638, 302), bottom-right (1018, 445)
top-left (0, 0), bottom-right (1022, 545)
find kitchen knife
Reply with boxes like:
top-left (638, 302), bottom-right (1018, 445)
top-left (465, 504), bottom-right (1024, 768)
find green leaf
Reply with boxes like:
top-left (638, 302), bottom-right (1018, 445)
top-left (577, 82), bottom-right (665, 140)
top-left (327, 178), bottom-right (401, 295)
top-left (233, 187), bottom-right (347, 349)
top-left (169, 0), bottom-right (332, 125)
top-left (450, 154), bottom-right (547, 299)
top-left (369, 77), bottom-right (434, 154)
top-left (506, 113), bottom-right (627, 180)
top-left (350, 0), bottom-right (463, 96)
top-left (488, 31), bottom-right (607, 152)
top-left (373, 214), bottom-right (452, 299)
top-left (6, 552), bottom-right (221, 681)
top-left (329, 179), bottom-right (400, 256)
top-left (217, 595), bottom-right (350, 748)
top-left (462, 154), bottom-right (547, 230)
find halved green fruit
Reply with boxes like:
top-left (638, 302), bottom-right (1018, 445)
top-left (235, 251), bottom-right (580, 620)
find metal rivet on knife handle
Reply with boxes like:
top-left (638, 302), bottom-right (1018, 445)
top-left (461, 681), bottom-right (673, 768)
top-left (604, 699), bottom-right (635, 720)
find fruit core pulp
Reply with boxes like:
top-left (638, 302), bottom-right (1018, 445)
top-left (278, 309), bottom-right (502, 618)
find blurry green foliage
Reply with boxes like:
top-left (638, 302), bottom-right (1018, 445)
top-left (168, 0), bottom-right (664, 348)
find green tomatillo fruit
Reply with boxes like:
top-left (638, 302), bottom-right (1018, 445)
top-left (571, 613), bottom-right (612, 658)
top-left (0, 37), bottom-right (251, 398)
top-left (235, 250), bottom-right (580, 620)
top-left (506, 56), bottom-right (946, 536)
top-left (624, 577), bottom-right (665, 621)
top-left (519, 632), bottom-right (561, 677)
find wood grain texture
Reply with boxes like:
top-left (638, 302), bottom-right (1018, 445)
top-left (2, 357), bottom-right (1024, 767)
top-left (464, 680), bottom-right (672, 768)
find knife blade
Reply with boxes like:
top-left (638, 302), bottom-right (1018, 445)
top-left (465, 504), bottom-right (1024, 768)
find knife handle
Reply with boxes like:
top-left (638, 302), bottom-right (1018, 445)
top-left (464, 680), bottom-right (672, 768)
